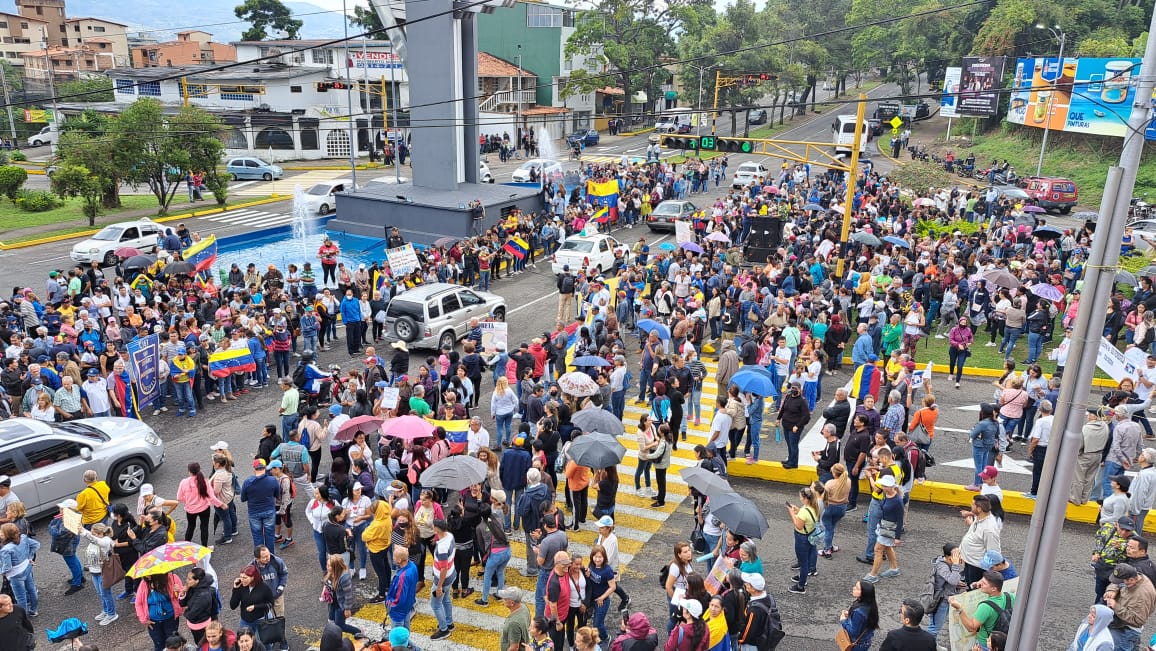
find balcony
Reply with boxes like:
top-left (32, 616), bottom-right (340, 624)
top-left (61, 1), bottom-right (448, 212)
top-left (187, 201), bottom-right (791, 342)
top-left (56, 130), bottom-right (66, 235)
top-left (479, 89), bottom-right (536, 112)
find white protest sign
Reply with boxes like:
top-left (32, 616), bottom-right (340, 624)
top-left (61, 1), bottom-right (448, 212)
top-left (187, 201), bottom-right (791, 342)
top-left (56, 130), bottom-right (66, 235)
top-left (385, 243), bottom-right (420, 275)
top-left (675, 220), bottom-right (694, 244)
top-left (1097, 336), bottom-right (1140, 384)
top-left (480, 321), bottom-right (508, 353)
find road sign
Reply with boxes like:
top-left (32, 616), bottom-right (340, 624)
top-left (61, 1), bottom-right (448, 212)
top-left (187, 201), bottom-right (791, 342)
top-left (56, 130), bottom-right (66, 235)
top-left (888, 116), bottom-right (904, 129)
top-left (892, 127), bottom-right (900, 135)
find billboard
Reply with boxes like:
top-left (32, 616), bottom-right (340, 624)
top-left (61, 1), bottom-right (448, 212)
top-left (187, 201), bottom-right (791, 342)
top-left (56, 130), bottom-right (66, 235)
top-left (1007, 56), bottom-right (1142, 138)
top-left (958, 56), bottom-right (1006, 116)
top-left (351, 50), bottom-right (403, 69)
top-left (941, 67), bottom-right (962, 119)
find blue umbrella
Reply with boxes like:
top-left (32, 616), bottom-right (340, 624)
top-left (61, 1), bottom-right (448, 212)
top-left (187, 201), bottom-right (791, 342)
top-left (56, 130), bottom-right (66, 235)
top-left (803, 203), bottom-right (823, 211)
top-left (658, 242), bottom-right (677, 251)
top-left (635, 319), bottom-right (671, 340)
top-left (883, 235), bottom-right (909, 248)
top-left (572, 355), bottom-right (611, 367)
top-left (729, 368), bottom-right (779, 397)
top-left (680, 241), bottom-right (704, 254)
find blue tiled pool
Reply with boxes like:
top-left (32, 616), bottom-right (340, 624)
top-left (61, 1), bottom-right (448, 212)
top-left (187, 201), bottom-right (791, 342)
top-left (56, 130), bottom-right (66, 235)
top-left (213, 223), bottom-right (390, 278)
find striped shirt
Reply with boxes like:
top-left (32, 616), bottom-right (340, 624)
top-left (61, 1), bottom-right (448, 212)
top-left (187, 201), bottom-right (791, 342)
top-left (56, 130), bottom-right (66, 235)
top-left (686, 360), bottom-right (707, 390)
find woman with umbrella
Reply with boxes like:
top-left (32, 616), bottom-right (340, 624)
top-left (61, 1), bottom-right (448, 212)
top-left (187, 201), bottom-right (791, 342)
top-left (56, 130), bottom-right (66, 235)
top-left (449, 482), bottom-right (486, 599)
top-left (135, 570), bottom-right (186, 651)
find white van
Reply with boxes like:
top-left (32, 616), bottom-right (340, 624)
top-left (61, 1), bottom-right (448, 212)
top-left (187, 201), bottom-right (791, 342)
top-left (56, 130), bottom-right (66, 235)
top-left (27, 126), bottom-right (57, 147)
top-left (831, 115), bottom-right (869, 154)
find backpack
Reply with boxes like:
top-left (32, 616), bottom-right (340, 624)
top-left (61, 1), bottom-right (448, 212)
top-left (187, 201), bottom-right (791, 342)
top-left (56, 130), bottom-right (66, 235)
top-left (48, 516), bottom-right (75, 555)
top-left (210, 590), bottom-right (222, 618)
top-left (913, 447), bottom-right (934, 478)
top-left (919, 560), bottom-right (946, 613)
top-left (280, 443), bottom-right (306, 478)
top-left (982, 594), bottom-right (1014, 635)
top-left (622, 369), bottom-right (634, 392)
top-left (658, 563), bottom-right (670, 587)
top-left (147, 587), bottom-right (175, 622)
top-left (748, 596), bottom-right (786, 651)
top-left (292, 363), bottom-right (307, 389)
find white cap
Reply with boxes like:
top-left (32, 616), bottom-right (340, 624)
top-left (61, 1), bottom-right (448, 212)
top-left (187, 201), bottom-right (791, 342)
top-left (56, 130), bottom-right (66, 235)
top-left (677, 598), bottom-right (703, 618)
top-left (741, 572), bottom-right (765, 591)
top-left (140, 483), bottom-right (154, 496)
top-left (210, 441), bottom-right (229, 451)
top-left (58, 498), bottom-right (79, 510)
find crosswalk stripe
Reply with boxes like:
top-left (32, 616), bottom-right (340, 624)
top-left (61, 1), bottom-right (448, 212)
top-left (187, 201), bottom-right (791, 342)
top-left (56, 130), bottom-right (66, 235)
top-left (243, 215), bottom-right (293, 228)
top-left (204, 209), bottom-right (265, 222)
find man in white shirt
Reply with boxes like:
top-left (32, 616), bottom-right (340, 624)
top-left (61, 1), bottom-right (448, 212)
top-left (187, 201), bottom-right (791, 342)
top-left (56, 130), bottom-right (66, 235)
top-left (1025, 400), bottom-right (1054, 499)
top-left (80, 369), bottom-right (111, 417)
top-left (467, 417), bottom-right (490, 455)
top-left (707, 396), bottom-right (733, 456)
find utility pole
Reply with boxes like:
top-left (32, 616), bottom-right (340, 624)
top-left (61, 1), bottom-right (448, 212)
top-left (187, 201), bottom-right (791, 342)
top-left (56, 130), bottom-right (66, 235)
top-left (341, 0), bottom-right (357, 188)
top-left (1007, 5), bottom-right (1156, 649)
top-left (390, 47), bottom-right (401, 183)
top-left (1034, 24), bottom-right (1066, 177)
top-left (0, 65), bottom-right (18, 146)
top-left (515, 44), bottom-right (523, 142)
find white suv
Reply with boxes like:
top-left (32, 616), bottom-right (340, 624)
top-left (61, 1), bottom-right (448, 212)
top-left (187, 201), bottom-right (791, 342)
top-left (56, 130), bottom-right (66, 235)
top-left (70, 219), bottom-right (163, 266)
top-left (383, 283), bottom-right (507, 350)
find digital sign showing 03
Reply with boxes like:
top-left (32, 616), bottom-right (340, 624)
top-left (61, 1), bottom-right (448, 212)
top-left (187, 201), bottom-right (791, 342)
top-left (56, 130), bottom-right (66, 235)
top-left (698, 136), bottom-right (717, 150)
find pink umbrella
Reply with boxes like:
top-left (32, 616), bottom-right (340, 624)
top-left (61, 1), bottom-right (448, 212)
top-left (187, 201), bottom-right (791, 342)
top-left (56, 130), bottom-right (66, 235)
top-left (381, 415), bottom-right (436, 441)
top-left (705, 231), bottom-right (730, 243)
top-left (762, 185), bottom-right (779, 195)
top-left (335, 415), bottom-right (385, 442)
top-left (914, 198), bottom-right (935, 207)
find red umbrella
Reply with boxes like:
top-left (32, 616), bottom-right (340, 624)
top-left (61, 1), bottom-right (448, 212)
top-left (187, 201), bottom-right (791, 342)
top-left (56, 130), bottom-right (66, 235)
top-left (381, 415), bottom-right (436, 441)
top-left (335, 415), bottom-right (385, 442)
top-left (114, 246), bottom-right (141, 258)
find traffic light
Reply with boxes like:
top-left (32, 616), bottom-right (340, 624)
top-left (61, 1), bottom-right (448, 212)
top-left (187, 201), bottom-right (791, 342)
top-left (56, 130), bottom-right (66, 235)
top-left (717, 138), bottom-right (754, 154)
top-left (315, 81), bottom-right (352, 92)
top-left (660, 135), bottom-right (698, 150)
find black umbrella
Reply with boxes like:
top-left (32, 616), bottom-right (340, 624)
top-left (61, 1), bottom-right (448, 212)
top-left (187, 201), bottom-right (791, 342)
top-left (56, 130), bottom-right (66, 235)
top-left (850, 232), bottom-right (882, 247)
top-left (1033, 226), bottom-right (1063, 240)
top-left (420, 455), bottom-right (488, 491)
top-left (680, 467), bottom-right (732, 496)
top-left (122, 255), bottom-right (155, 271)
top-left (568, 432), bottom-right (626, 469)
top-left (571, 408), bottom-right (625, 438)
top-left (164, 260), bottom-right (197, 276)
top-left (1140, 265), bottom-right (1156, 278)
top-left (707, 491), bottom-right (769, 538)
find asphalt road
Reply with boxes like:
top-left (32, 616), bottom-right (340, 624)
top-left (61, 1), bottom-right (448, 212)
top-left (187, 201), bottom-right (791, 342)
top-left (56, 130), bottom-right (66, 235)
top-left (3, 88), bottom-right (1112, 650)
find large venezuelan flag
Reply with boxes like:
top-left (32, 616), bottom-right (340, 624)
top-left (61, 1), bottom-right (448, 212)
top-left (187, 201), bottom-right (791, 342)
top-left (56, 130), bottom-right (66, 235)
top-left (209, 347), bottom-right (257, 378)
top-left (182, 234), bottom-right (218, 273)
top-left (586, 179), bottom-right (619, 219)
top-left (502, 237), bottom-right (530, 260)
top-left (427, 419), bottom-right (470, 455)
top-left (849, 363), bottom-right (881, 402)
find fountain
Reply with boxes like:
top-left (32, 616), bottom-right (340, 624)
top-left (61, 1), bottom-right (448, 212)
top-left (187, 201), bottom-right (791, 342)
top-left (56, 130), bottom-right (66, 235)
top-left (291, 184), bottom-right (311, 263)
top-left (538, 130), bottom-right (560, 162)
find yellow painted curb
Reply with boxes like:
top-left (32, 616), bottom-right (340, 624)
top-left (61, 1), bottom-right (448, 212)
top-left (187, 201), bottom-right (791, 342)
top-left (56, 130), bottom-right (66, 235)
top-left (618, 128), bottom-right (653, 137)
top-left (281, 164), bottom-right (375, 171)
top-left (838, 356), bottom-right (1117, 387)
top-left (25, 169), bottom-right (44, 176)
top-left (0, 195), bottom-right (288, 250)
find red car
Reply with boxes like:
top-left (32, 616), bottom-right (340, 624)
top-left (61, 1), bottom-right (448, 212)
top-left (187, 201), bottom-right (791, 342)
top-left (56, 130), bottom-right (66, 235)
top-left (1023, 177), bottom-right (1079, 213)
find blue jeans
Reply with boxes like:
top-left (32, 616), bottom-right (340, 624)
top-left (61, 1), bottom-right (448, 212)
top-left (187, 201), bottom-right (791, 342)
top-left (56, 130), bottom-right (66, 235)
top-left (304, 334), bottom-right (319, 354)
top-left (147, 617), bottom-right (180, 651)
top-left (248, 510), bottom-right (276, 551)
top-left (927, 599), bottom-right (950, 636)
top-left (481, 547), bottom-right (511, 602)
top-left (329, 603), bottom-right (362, 635)
top-left (793, 530), bottom-right (816, 588)
top-left (274, 351), bottom-right (291, 378)
top-left (495, 412), bottom-right (514, 446)
top-left (637, 366), bottom-right (652, 402)
top-left (1104, 460), bottom-right (1127, 503)
top-left (863, 498), bottom-right (882, 560)
top-left (430, 580), bottom-right (455, 631)
top-left (172, 382), bottom-right (194, 414)
top-left (351, 521), bottom-right (369, 570)
top-left (535, 568), bottom-right (550, 619)
top-left (821, 503), bottom-right (846, 550)
top-left (611, 390), bottom-right (625, 420)
top-left (8, 566), bottom-right (37, 613)
top-left (634, 459), bottom-right (652, 490)
top-left (688, 387), bottom-right (702, 422)
top-left (999, 416), bottom-right (1019, 449)
top-left (313, 529), bottom-right (328, 572)
top-left (999, 326), bottom-right (1021, 356)
top-left (94, 571), bottom-right (116, 616)
top-left (972, 445), bottom-right (992, 485)
top-left (784, 426), bottom-right (801, 467)
top-left (479, 270), bottom-right (490, 291)
top-left (216, 503), bottom-right (236, 540)
top-left (253, 358), bottom-right (269, 386)
top-left (1110, 627), bottom-right (1140, 651)
top-left (63, 548), bottom-right (84, 587)
top-left (281, 414), bottom-right (300, 440)
top-left (1026, 332), bottom-right (1044, 364)
top-left (591, 597), bottom-right (611, 641)
top-left (219, 374), bottom-right (234, 396)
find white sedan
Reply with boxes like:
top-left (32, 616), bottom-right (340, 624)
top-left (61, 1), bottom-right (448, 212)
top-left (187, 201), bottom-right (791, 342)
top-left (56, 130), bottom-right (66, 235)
top-left (551, 234), bottom-right (631, 275)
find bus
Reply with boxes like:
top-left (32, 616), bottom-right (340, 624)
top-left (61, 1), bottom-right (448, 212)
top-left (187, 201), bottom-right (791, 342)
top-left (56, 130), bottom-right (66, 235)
top-left (832, 114), bottom-right (869, 154)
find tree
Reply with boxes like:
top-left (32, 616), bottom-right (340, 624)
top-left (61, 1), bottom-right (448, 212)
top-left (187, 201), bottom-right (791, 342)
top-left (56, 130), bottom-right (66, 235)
top-left (58, 111), bottom-right (124, 209)
top-left (235, 0), bottom-right (303, 41)
top-left (563, 0), bottom-right (690, 122)
top-left (56, 78), bottom-right (113, 103)
top-left (349, 5), bottom-right (383, 34)
top-left (50, 164), bottom-right (102, 225)
top-left (168, 106), bottom-right (227, 206)
top-left (0, 165), bottom-right (27, 203)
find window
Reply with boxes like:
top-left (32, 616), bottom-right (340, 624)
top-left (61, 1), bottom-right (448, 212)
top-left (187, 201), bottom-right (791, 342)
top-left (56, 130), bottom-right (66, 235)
top-left (19, 22), bottom-right (27, 29)
top-left (300, 128), bottom-right (318, 150)
top-left (219, 85), bottom-right (263, 101)
top-left (526, 4), bottom-right (563, 27)
top-left (0, 21), bottom-right (8, 28)
top-left (458, 290), bottom-right (483, 307)
top-left (35, 6), bottom-right (42, 15)
top-left (180, 83), bottom-right (207, 98)
top-left (426, 302), bottom-right (440, 319)
top-left (311, 49), bottom-right (333, 65)
top-left (290, 85), bottom-right (301, 93)
top-left (138, 81), bottom-right (161, 96)
top-left (255, 127), bottom-right (294, 150)
top-left (0, 451), bottom-right (18, 477)
top-left (20, 438), bottom-right (83, 469)
top-left (121, 227), bottom-right (139, 240)
top-left (1, 38), bottom-right (10, 44)
top-left (115, 79), bottom-right (135, 95)
top-left (93, 26), bottom-right (105, 33)
top-left (441, 294), bottom-right (461, 314)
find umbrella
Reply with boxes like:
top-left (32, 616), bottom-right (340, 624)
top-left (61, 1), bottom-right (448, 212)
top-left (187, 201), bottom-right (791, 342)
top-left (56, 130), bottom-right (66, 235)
top-left (127, 541), bottom-right (211, 578)
top-left (1033, 225), bottom-right (1063, 239)
top-left (914, 197), bottom-right (935, 207)
top-left (729, 368), bottom-right (779, 397)
top-left (1074, 211), bottom-right (1098, 221)
top-left (381, 415), bottom-right (436, 441)
top-left (1030, 283), bottom-right (1064, 301)
top-left (420, 455), bottom-right (488, 491)
top-left (635, 319), bottom-right (671, 340)
top-left (1021, 205), bottom-right (1046, 214)
top-left (680, 241), bottom-right (704, 254)
top-left (335, 415), bottom-right (385, 442)
top-left (883, 236), bottom-right (909, 249)
top-left (164, 260), bottom-right (197, 276)
top-left (572, 407), bottom-right (625, 437)
top-left (114, 246), bottom-right (141, 259)
top-left (850, 232), bottom-right (882, 247)
top-left (982, 268), bottom-right (1020, 289)
top-left (122, 255), bottom-right (155, 271)
top-left (1140, 265), bottom-right (1156, 278)
top-left (707, 492), bottom-right (769, 539)
top-left (558, 371), bottom-right (600, 397)
top-left (658, 242), bottom-right (676, 251)
top-left (433, 236), bottom-right (456, 248)
top-left (803, 203), bottom-right (824, 211)
top-left (762, 185), bottom-right (779, 195)
top-left (572, 355), bottom-right (611, 368)
top-left (706, 231), bottom-right (731, 243)
top-left (1117, 270), bottom-right (1139, 286)
top-left (681, 467), bottom-right (733, 496)
top-left (568, 432), bottom-right (626, 468)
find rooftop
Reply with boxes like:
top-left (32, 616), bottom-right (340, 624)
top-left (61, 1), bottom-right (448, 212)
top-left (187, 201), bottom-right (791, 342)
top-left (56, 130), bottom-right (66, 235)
top-left (65, 17), bottom-right (128, 26)
top-left (231, 38), bottom-right (392, 48)
top-left (110, 63), bottom-right (325, 82)
top-left (478, 52), bottom-right (536, 78)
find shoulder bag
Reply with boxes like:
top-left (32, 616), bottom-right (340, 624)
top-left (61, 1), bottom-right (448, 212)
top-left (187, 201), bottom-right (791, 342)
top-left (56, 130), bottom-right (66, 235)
top-left (835, 626), bottom-right (865, 651)
top-left (257, 603), bottom-right (287, 646)
top-left (100, 552), bottom-right (125, 590)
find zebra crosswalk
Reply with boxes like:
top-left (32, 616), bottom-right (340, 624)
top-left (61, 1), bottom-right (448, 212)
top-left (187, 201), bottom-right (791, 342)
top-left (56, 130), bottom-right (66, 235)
top-left (201, 207), bottom-right (294, 229)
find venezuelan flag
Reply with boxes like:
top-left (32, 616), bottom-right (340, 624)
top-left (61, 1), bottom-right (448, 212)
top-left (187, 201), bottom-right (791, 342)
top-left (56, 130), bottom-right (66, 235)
top-left (130, 273), bottom-right (153, 300)
top-left (586, 179), bottom-right (619, 219)
top-left (502, 236), bottom-right (530, 260)
top-left (427, 419), bottom-right (470, 455)
top-left (705, 613), bottom-right (730, 651)
top-left (373, 269), bottom-right (390, 294)
top-left (182, 234), bottom-right (218, 273)
top-left (591, 206), bottom-right (610, 224)
top-left (849, 363), bottom-right (881, 402)
top-left (209, 347), bottom-right (257, 378)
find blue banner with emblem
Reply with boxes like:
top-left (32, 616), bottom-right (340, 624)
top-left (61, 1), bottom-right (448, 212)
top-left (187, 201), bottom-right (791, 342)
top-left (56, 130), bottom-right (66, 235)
top-left (127, 334), bottom-right (161, 409)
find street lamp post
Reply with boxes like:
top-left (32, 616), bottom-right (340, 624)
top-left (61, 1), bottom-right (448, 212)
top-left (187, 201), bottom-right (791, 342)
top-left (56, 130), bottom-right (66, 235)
top-left (685, 63), bottom-right (716, 137)
top-left (1034, 24), bottom-right (1066, 177)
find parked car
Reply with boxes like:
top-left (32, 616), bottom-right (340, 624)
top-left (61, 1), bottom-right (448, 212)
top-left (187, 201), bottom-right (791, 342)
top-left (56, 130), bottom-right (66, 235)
top-left (747, 109), bottom-right (768, 125)
top-left (479, 161), bottom-right (494, 183)
top-left (382, 283), bottom-right (506, 350)
top-left (866, 119), bottom-right (883, 137)
top-left (225, 157), bottom-right (284, 181)
top-left (565, 129), bottom-right (600, 148)
top-left (0, 416), bottom-right (165, 519)
top-left (1024, 176), bottom-right (1078, 213)
top-left (646, 199), bottom-right (698, 233)
top-left (550, 234), bottom-right (631, 275)
top-left (70, 219), bottom-right (163, 266)
top-left (511, 158), bottom-right (563, 183)
top-left (731, 162), bottom-right (770, 188)
top-left (300, 180), bottom-right (352, 215)
top-left (27, 126), bottom-right (57, 147)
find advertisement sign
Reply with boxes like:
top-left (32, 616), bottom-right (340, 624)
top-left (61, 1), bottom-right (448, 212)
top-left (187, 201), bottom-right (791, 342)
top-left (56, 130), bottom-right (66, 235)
top-left (941, 67), bottom-right (962, 118)
top-left (1007, 56), bottom-right (1142, 137)
top-left (127, 334), bottom-right (161, 409)
top-left (22, 109), bottom-right (54, 123)
top-left (385, 243), bottom-right (420, 275)
top-left (958, 57), bottom-right (1006, 116)
top-left (351, 50), bottom-right (403, 69)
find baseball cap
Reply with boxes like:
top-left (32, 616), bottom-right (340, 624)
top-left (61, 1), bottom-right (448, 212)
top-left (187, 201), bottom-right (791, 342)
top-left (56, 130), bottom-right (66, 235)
top-left (877, 474), bottom-right (897, 488)
top-left (1113, 563), bottom-right (1140, 582)
top-left (267, 460), bottom-right (283, 469)
top-left (1113, 474), bottom-right (1133, 493)
top-left (58, 498), bottom-right (79, 510)
top-left (252, 459), bottom-right (267, 470)
top-left (365, 356), bottom-right (377, 365)
top-left (496, 586), bottom-right (524, 602)
top-left (329, 404), bottom-right (343, 416)
top-left (740, 572), bottom-right (765, 591)
top-left (86, 368), bottom-right (99, 377)
top-left (210, 441), bottom-right (229, 451)
top-left (596, 515), bottom-right (614, 528)
top-left (389, 628), bottom-right (411, 648)
top-left (0, 474), bottom-right (10, 487)
top-left (1118, 516), bottom-right (1137, 530)
top-left (677, 598), bottom-right (703, 619)
top-left (978, 465), bottom-right (999, 480)
top-left (980, 551), bottom-right (1005, 570)
top-left (141, 483), bottom-right (154, 496)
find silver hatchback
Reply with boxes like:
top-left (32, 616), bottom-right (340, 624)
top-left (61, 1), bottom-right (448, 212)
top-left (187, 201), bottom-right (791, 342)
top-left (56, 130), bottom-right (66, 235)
top-left (0, 417), bottom-right (165, 519)
top-left (383, 283), bottom-right (507, 351)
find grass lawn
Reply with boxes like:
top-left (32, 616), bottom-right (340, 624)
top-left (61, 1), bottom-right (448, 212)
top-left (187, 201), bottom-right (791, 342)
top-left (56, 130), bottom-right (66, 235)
top-left (907, 325), bottom-right (1114, 382)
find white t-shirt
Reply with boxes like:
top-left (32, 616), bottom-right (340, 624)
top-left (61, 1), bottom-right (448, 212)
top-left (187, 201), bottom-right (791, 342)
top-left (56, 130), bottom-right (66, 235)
top-left (82, 378), bottom-right (111, 413)
top-left (596, 532), bottom-right (620, 570)
top-left (980, 483), bottom-right (1004, 501)
top-left (708, 411), bottom-right (732, 448)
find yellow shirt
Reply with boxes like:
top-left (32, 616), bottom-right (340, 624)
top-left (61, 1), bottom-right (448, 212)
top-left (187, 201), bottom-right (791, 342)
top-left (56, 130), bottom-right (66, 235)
top-left (76, 481), bottom-right (111, 525)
